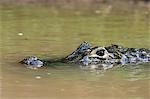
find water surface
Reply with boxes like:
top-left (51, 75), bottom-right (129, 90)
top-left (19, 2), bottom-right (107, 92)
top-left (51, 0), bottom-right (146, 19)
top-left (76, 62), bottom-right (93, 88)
top-left (0, 5), bottom-right (150, 99)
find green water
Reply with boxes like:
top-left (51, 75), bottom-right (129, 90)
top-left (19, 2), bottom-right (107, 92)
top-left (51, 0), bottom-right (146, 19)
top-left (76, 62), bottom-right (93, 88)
top-left (0, 5), bottom-right (150, 99)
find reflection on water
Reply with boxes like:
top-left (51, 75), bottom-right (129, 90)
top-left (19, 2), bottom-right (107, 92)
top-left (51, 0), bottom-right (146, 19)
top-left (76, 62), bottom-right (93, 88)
top-left (0, 5), bottom-right (149, 99)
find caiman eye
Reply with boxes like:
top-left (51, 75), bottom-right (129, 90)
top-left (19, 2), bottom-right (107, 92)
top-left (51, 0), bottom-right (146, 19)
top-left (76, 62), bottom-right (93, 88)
top-left (96, 49), bottom-right (105, 56)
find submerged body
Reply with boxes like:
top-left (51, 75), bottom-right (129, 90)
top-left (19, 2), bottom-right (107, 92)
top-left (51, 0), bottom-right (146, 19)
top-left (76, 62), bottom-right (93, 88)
top-left (20, 42), bottom-right (150, 70)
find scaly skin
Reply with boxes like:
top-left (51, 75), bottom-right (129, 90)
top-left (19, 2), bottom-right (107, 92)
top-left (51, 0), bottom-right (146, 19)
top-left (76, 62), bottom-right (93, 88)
top-left (20, 42), bottom-right (150, 70)
top-left (64, 42), bottom-right (150, 66)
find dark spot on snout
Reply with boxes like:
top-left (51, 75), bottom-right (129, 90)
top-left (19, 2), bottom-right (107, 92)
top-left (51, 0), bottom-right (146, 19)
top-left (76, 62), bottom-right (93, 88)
top-left (96, 49), bottom-right (105, 56)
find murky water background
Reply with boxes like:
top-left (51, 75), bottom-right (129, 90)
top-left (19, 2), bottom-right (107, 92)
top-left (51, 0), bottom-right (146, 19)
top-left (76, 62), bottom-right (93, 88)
top-left (0, 5), bottom-right (150, 99)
